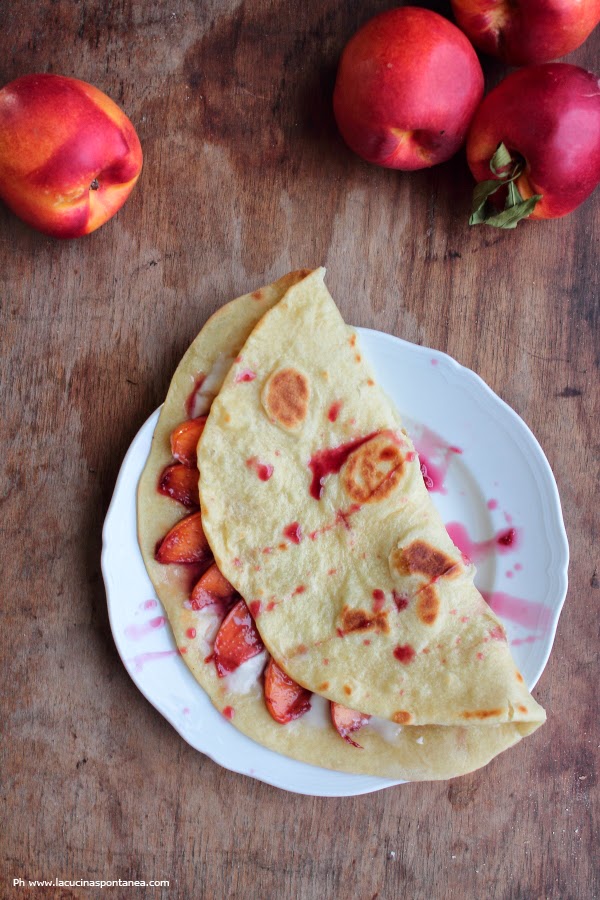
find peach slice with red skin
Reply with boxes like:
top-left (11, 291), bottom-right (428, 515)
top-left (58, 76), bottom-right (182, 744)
top-left (213, 599), bottom-right (265, 677)
top-left (155, 511), bottom-right (211, 565)
top-left (190, 562), bottom-right (236, 613)
top-left (264, 659), bottom-right (312, 724)
top-left (170, 416), bottom-right (207, 467)
top-left (158, 463), bottom-right (200, 508)
top-left (330, 702), bottom-right (371, 749)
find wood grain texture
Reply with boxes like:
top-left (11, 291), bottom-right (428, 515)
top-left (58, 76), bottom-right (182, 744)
top-left (0, 2), bottom-right (597, 898)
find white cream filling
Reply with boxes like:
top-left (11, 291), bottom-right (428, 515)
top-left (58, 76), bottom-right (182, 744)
top-left (367, 715), bottom-right (404, 743)
top-left (189, 352), bottom-right (236, 417)
top-left (222, 650), bottom-right (267, 695)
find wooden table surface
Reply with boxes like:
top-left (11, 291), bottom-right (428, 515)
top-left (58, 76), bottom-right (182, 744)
top-left (2, 2), bottom-right (598, 898)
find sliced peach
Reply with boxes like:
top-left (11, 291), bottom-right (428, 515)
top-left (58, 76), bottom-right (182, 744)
top-left (158, 463), bottom-right (200, 508)
top-left (190, 563), bottom-right (236, 612)
top-left (264, 659), bottom-right (312, 724)
top-left (155, 511), bottom-right (211, 565)
top-left (170, 416), bottom-right (207, 467)
top-left (330, 702), bottom-right (371, 749)
top-left (213, 599), bottom-right (264, 677)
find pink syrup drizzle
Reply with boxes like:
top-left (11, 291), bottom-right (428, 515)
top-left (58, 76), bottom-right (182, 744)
top-left (445, 522), bottom-right (519, 565)
top-left (481, 591), bottom-right (552, 632)
top-left (128, 650), bottom-right (179, 672)
top-left (413, 424), bottom-right (462, 494)
top-left (124, 616), bottom-right (167, 641)
top-left (140, 599), bottom-right (158, 610)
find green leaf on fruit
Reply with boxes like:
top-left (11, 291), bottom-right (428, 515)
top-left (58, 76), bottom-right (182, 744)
top-left (469, 142), bottom-right (542, 230)
top-left (473, 195), bottom-right (543, 229)
top-left (489, 142), bottom-right (513, 178)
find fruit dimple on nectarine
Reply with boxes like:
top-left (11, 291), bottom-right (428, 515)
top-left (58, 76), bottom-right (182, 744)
top-left (333, 7), bottom-right (484, 171)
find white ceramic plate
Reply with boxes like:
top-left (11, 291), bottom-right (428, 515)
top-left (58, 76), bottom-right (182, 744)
top-left (102, 328), bottom-right (568, 796)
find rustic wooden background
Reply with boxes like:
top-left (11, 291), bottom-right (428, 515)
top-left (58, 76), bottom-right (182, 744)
top-left (1, 2), bottom-right (598, 898)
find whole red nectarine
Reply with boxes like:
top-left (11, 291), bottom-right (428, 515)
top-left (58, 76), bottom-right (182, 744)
top-left (451, 0), bottom-right (600, 66)
top-left (333, 7), bottom-right (484, 170)
top-left (0, 74), bottom-right (143, 238)
top-left (467, 63), bottom-right (600, 226)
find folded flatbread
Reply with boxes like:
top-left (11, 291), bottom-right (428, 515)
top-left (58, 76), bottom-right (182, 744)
top-left (138, 268), bottom-right (545, 781)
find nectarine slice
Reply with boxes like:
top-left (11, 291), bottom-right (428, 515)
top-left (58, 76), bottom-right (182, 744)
top-left (213, 599), bottom-right (264, 677)
top-left (158, 463), bottom-right (200, 508)
top-left (264, 659), bottom-right (312, 724)
top-left (330, 702), bottom-right (371, 749)
top-left (170, 416), bottom-right (207, 467)
top-left (190, 563), bottom-right (236, 611)
top-left (155, 511), bottom-right (211, 565)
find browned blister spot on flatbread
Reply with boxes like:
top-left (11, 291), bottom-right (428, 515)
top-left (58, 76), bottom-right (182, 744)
top-left (391, 540), bottom-right (460, 580)
top-left (461, 708), bottom-right (504, 720)
top-left (416, 584), bottom-right (440, 625)
top-left (342, 435), bottom-right (405, 504)
top-left (393, 711), bottom-right (412, 724)
top-left (343, 685), bottom-right (352, 696)
top-left (340, 606), bottom-right (389, 635)
top-left (516, 672), bottom-right (524, 683)
top-left (252, 289), bottom-right (264, 300)
top-left (319, 681), bottom-right (329, 691)
top-left (262, 367), bottom-right (310, 431)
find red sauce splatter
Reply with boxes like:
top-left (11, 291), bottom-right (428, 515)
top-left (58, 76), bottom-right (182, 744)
top-left (419, 456), bottom-right (444, 492)
top-left (476, 652), bottom-right (484, 661)
top-left (266, 601), bottom-right (276, 612)
top-left (372, 589), bottom-right (385, 612)
top-left (204, 653), bottom-right (214, 664)
top-left (406, 450), bottom-right (416, 462)
top-left (328, 568), bottom-right (337, 576)
top-left (394, 644), bottom-right (415, 664)
top-left (328, 400), bottom-right (343, 422)
top-left (283, 522), bottom-right (303, 544)
top-left (293, 585), bottom-right (306, 595)
top-left (323, 658), bottom-right (329, 665)
top-left (233, 558), bottom-right (242, 568)
top-left (246, 457), bottom-right (274, 481)
top-left (446, 522), bottom-right (520, 564)
top-left (249, 600), bottom-right (262, 618)
top-left (234, 355), bottom-right (242, 363)
top-left (487, 498), bottom-right (498, 510)
top-left (392, 591), bottom-right (409, 612)
top-left (128, 650), bottom-right (179, 672)
top-left (185, 374), bottom-right (206, 418)
top-left (481, 591), bottom-right (551, 631)
top-left (308, 432), bottom-right (378, 499)
top-left (497, 527), bottom-right (516, 547)
top-left (336, 628), bottom-right (345, 638)
top-left (186, 627), bottom-right (196, 639)
top-left (235, 369), bottom-right (256, 383)
top-left (222, 706), bottom-right (235, 720)
top-left (363, 639), bottom-right (371, 646)
top-left (414, 427), bottom-right (462, 494)
top-left (178, 646), bottom-right (188, 655)
top-left (124, 616), bottom-right (167, 641)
